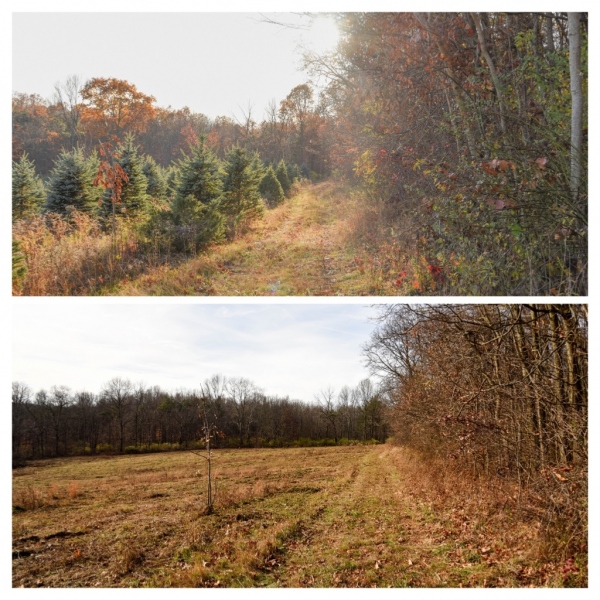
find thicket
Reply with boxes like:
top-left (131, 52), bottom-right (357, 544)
top-left (12, 375), bottom-right (388, 463)
top-left (365, 304), bottom-right (587, 557)
top-left (307, 12), bottom-right (587, 295)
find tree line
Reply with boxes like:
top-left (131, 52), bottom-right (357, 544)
top-left (13, 77), bottom-right (332, 178)
top-left (365, 304), bottom-right (587, 552)
top-left (12, 375), bottom-right (388, 463)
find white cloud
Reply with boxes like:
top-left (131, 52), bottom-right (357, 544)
top-left (13, 304), bottom-right (377, 402)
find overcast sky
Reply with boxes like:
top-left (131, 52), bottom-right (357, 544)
top-left (12, 11), bottom-right (340, 121)
top-left (12, 303), bottom-right (379, 402)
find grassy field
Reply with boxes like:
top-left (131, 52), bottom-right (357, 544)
top-left (12, 445), bottom-right (582, 588)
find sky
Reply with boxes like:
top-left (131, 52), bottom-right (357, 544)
top-left (12, 11), bottom-right (341, 121)
top-left (12, 303), bottom-right (380, 402)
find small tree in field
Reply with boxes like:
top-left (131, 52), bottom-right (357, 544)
top-left (259, 165), bottom-right (285, 207)
top-left (275, 159), bottom-right (292, 197)
top-left (100, 134), bottom-right (148, 220)
top-left (193, 397), bottom-right (224, 514)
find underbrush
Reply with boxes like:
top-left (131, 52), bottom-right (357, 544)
top-left (12, 211), bottom-right (178, 295)
top-left (350, 155), bottom-right (587, 295)
top-left (387, 446), bottom-right (587, 587)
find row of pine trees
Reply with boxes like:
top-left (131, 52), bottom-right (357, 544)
top-left (13, 135), bottom-right (302, 248)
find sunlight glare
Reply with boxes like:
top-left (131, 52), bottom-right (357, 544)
top-left (307, 16), bottom-right (340, 54)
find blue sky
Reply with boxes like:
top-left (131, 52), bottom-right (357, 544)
top-left (12, 303), bottom-right (379, 402)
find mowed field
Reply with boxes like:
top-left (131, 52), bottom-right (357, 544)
top-left (13, 445), bottom-right (568, 588)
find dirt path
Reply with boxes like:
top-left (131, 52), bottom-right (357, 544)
top-left (115, 182), bottom-right (395, 296)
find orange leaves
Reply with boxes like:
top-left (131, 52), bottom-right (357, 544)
top-left (80, 77), bottom-right (156, 139)
top-left (481, 159), bottom-right (517, 176)
top-left (93, 141), bottom-right (129, 205)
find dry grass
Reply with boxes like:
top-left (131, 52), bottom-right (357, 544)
top-left (12, 445), bottom-right (584, 588)
top-left (12, 211), bottom-right (169, 296)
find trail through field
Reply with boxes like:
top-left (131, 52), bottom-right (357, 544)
top-left (12, 446), bottom-right (562, 588)
top-left (115, 182), bottom-right (402, 296)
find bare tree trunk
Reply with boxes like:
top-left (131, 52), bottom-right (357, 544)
top-left (471, 13), bottom-right (507, 134)
top-left (545, 14), bottom-right (555, 53)
top-left (568, 12), bottom-right (583, 203)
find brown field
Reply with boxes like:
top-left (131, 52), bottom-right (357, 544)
top-left (12, 445), bottom-right (582, 588)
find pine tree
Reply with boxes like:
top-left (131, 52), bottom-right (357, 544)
top-left (12, 153), bottom-right (45, 220)
top-left (165, 165), bottom-right (180, 200)
top-left (275, 159), bottom-right (292, 197)
top-left (259, 165), bottom-right (285, 208)
top-left (288, 162), bottom-right (302, 182)
top-left (101, 134), bottom-right (148, 219)
top-left (45, 148), bottom-right (101, 215)
top-left (142, 155), bottom-right (168, 201)
top-left (171, 140), bottom-right (225, 246)
top-left (174, 140), bottom-right (223, 208)
top-left (221, 147), bottom-right (265, 235)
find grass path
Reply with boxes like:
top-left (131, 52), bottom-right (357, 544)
top-left (113, 182), bottom-right (400, 296)
top-left (259, 446), bottom-right (526, 587)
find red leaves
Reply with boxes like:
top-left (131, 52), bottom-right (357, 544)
top-left (535, 157), bottom-right (549, 169)
top-left (395, 271), bottom-right (408, 286)
top-left (427, 263), bottom-right (442, 278)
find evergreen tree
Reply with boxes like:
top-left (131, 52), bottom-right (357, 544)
top-left (12, 153), bottom-right (45, 220)
top-left (174, 139), bottom-right (223, 208)
top-left (288, 162), bottom-right (302, 182)
top-left (221, 147), bottom-right (265, 235)
top-left (165, 165), bottom-right (180, 200)
top-left (275, 159), bottom-right (292, 196)
top-left (142, 155), bottom-right (168, 201)
top-left (102, 134), bottom-right (148, 219)
top-left (259, 165), bottom-right (285, 207)
top-left (45, 148), bottom-right (101, 215)
top-left (171, 140), bottom-right (225, 247)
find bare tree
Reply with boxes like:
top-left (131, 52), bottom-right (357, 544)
top-left (316, 387), bottom-right (338, 442)
top-left (101, 377), bottom-right (133, 453)
top-left (226, 377), bottom-right (260, 447)
top-left (53, 74), bottom-right (83, 147)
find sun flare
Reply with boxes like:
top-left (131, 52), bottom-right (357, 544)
top-left (307, 16), bottom-right (340, 54)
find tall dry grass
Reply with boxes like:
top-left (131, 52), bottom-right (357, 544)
top-left (12, 211), bottom-right (171, 295)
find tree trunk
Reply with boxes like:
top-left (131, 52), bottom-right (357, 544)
top-left (568, 13), bottom-right (583, 203)
top-left (471, 13), bottom-right (507, 134)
